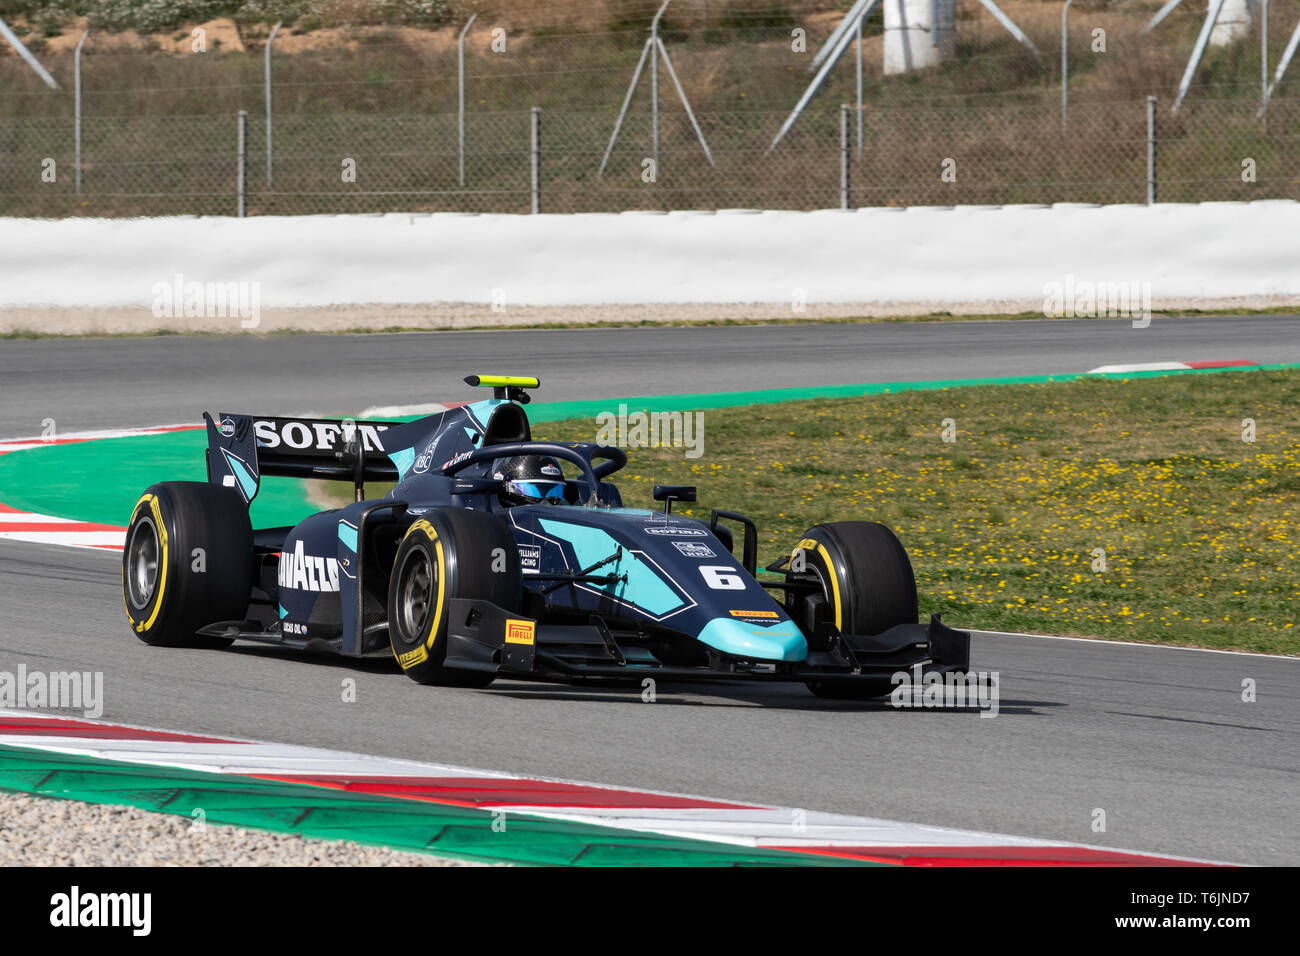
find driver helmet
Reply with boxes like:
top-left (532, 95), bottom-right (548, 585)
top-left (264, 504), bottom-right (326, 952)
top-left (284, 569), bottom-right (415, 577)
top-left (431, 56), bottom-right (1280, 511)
top-left (493, 454), bottom-right (568, 506)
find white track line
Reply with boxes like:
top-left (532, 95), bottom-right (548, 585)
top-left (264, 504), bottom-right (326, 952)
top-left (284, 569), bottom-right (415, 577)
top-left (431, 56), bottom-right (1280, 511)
top-left (0, 423), bottom-right (197, 448)
top-left (356, 402), bottom-right (456, 419)
top-left (1088, 362), bottom-right (1193, 374)
top-left (975, 629), bottom-right (1299, 660)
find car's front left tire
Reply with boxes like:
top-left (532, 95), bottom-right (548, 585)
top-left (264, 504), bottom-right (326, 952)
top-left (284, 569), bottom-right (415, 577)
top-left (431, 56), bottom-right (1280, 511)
top-left (386, 508), bottom-right (521, 687)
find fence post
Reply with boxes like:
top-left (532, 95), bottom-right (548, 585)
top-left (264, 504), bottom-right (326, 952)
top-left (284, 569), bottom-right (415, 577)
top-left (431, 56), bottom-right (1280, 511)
top-left (1061, 0), bottom-right (1074, 133)
top-left (1261, 0), bottom-right (1269, 129)
top-left (459, 13), bottom-right (478, 188)
top-left (855, 15), bottom-right (863, 155)
top-left (531, 107), bottom-right (541, 214)
top-left (237, 110), bottom-right (248, 217)
top-left (1146, 95), bottom-right (1157, 205)
top-left (74, 30), bottom-right (88, 195)
top-left (840, 104), bottom-right (850, 210)
top-left (651, 14), bottom-right (659, 169)
top-left (265, 21), bottom-right (280, 187)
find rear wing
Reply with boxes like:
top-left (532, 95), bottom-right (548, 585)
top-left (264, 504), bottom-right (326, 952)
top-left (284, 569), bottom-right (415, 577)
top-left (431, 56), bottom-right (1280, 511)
top-left (204, 412), bottom-right (403, 505)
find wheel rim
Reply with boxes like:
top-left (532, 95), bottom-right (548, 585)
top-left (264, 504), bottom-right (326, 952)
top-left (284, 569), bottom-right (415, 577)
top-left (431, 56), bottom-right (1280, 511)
top-left (126, 515), bottom-right (160, 610)
top-left (398, 548), bottom-right (436, 643)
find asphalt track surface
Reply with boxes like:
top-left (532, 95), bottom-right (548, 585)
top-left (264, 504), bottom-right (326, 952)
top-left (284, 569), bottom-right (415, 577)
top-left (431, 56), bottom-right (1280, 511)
top-left (1, 315), bottom-right (1298, 865)
top-left (2, 314), bottom-right (1300, 434)
top-left (4, 540), bottom-right (1296, 865)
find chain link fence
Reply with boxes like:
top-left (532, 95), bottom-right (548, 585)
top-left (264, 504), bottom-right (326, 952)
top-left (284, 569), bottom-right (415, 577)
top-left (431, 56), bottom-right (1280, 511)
top-left (4, 95), bottom-right (1298, 216)
top-left (2, 2), bottom-right (1299, 216)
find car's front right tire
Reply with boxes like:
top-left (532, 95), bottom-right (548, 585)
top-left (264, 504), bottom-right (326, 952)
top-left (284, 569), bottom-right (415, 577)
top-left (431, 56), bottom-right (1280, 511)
top-left (787, 520), bottom-right (918, 701)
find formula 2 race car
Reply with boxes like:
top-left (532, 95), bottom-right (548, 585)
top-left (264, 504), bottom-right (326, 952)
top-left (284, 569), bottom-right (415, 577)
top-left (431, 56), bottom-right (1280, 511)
top-left (122, 375), bottom-right (970, 698)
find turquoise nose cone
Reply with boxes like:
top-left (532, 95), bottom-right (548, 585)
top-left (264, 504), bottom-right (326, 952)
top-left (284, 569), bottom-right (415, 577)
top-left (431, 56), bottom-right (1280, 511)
top-left (696, 617), bottom-right (808, 662)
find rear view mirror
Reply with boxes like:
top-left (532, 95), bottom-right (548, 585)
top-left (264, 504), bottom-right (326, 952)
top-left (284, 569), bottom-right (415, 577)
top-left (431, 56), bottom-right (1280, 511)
top-left (653, 485), bottom-right (697, 514)
top-left (653, 485), bottom-right (697, 502)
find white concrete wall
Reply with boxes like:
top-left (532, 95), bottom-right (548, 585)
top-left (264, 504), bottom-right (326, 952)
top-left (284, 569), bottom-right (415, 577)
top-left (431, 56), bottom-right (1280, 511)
top-left (1, 202), bottom-right (1297, 310)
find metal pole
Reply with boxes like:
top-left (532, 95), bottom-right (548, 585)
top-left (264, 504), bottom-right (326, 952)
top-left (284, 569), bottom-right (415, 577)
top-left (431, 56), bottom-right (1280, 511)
top-left (840, 104), bottom-right (850, 209)
top-left (597, 0), bottom-right (672, 176)
top-left (1261, 0), bottom-right (1269, 126)
top-left (656, 38), bottom-right (715, 167)
top-left (651, 6), bottom-right (664, 168)
top-left (855, 15), bottom-right (863, 156)
top-left (974, 0), bottom-right (1040, 57)
top-left (1268, 18), bottom-right (1300, 95)
top-left (531, 107), bottom-right (541, 214)
top-left (74, 30), bottom-right (88, 195)
top-left (1173, 0), bottom-right (1229, 111)
top-left (265, 21), bottom-right (279, 187)
top-left (1142, 0), bottom-right (1186, 34)
top-left (812, 0), bottom-right (875, 69)
top-left (458, 13), bottom-right (478, 188)
top-left (771, 0), bottom-right (882, 150)
top-left (1061, 0), bottom-right (1074, 134)
top-left (599, 38), bottom-right (653, 177)
top-left (0, 16), bottom-right (59, 89)
top-left (1146, 96), bottom-right (1157, 205)
top-left (237, 110), bottom-right (248, 217)
top-left (1260, 16), bottom-right (1300, 114)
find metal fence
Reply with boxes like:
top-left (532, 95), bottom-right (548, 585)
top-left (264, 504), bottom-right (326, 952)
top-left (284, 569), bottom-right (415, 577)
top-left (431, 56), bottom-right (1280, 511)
top-left (3, 95), bottom-right (1298, 216)
top-left (2, 2), bottom-right (1300, 216)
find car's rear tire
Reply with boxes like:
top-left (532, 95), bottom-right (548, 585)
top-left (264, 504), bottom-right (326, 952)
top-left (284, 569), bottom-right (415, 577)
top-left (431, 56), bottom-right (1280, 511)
top-left (122, 482), bottom-right (251, 648)
top-left (387, 508), bottom-right (521, 687)
top-left (788, 521), bottom-right (917, 701)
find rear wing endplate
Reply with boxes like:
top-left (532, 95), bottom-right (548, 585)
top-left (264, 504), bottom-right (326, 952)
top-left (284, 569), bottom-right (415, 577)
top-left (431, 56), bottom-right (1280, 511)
top-left (204, 412), bottom-right (402, 505)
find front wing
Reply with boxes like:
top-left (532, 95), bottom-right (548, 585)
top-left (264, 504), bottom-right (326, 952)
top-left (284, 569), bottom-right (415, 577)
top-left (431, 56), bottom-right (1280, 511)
top-left (445, 600), bottom-right (970, 684)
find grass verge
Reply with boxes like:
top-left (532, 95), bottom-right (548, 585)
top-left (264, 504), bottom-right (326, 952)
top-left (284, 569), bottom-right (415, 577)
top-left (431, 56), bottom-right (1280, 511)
top-left (529, 369), bottom-right (1299, 655)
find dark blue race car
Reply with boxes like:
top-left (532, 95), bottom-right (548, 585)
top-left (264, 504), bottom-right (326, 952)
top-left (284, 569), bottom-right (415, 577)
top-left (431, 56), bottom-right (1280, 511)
top-left (122, 375), bottom-right (969, 699)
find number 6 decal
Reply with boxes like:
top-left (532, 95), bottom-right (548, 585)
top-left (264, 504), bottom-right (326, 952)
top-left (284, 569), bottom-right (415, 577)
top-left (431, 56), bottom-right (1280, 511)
top-left (700, 565), bottom-right (745, 590)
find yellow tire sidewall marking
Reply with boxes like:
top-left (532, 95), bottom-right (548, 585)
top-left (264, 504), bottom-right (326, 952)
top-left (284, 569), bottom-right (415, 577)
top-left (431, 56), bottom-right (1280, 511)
top-left (395, 644), bottom-right (428, 669)
top-left (124, 493), bottom-right (169, 634)
top-left (394, 520), bottom-right (448, 669)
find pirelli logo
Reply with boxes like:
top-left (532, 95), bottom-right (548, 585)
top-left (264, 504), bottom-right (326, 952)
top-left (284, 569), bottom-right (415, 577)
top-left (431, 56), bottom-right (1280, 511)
top-left (505, 619), bottom-right (536, 645)
top-left (396, 645), bottom-right (428, 669)
top-left (730, 609), bottom-right (779, 619)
